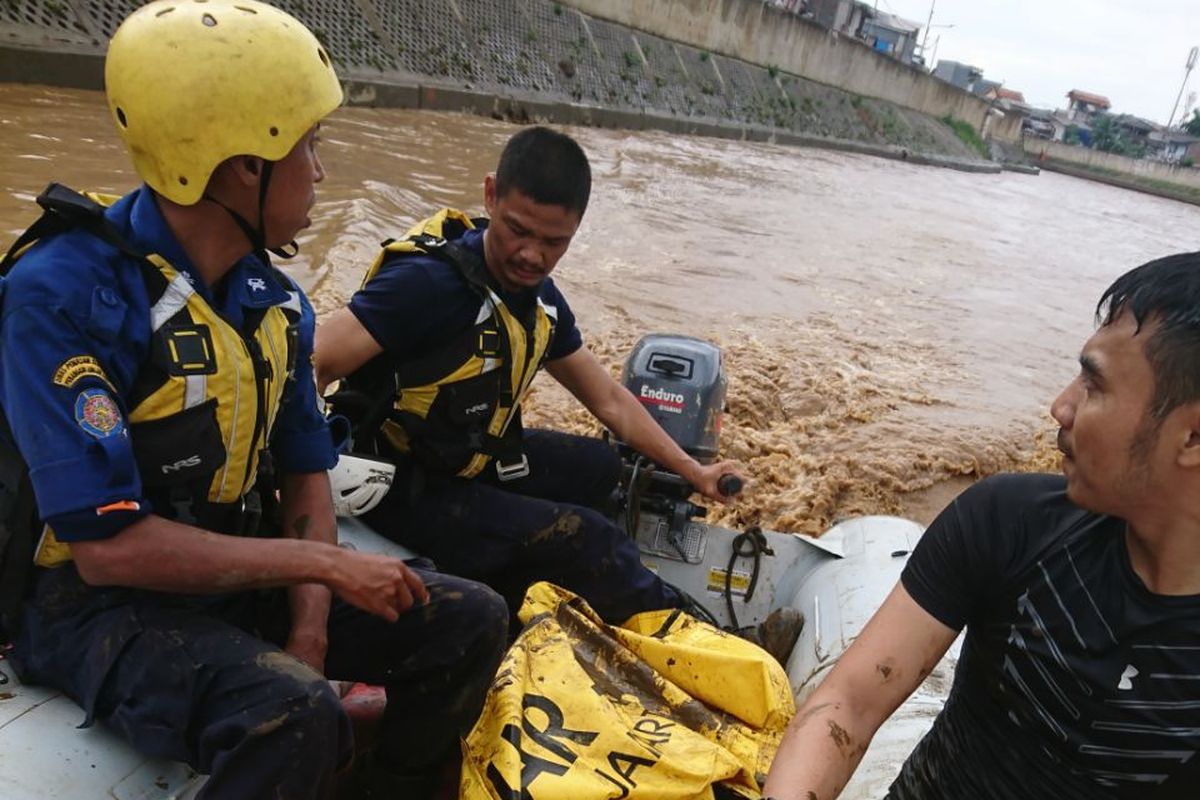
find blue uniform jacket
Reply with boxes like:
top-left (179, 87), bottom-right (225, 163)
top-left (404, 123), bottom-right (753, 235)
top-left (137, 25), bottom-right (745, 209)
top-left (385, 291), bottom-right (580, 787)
top-left (0, 187), bottom-right (336, 542)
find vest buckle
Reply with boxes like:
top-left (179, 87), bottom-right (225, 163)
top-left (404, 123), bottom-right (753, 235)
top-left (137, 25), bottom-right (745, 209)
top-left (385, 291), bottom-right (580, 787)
top-left (494, 453), bottom-right (529, 482)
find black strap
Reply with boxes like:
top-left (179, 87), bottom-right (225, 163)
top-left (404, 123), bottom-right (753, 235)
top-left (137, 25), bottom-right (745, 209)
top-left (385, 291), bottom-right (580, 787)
top-left (1, 184), bottom-right (147, 276)
top-left (465, 407), bottom-right (525, 460)
top-left (144, 484), bottom-right (263, 537)
top-left (326, 354), bottom-right (398, 454)
top-left (200, 160), bottom-right (298, 262)
top-left (388, 404), bottom-right (523, 474)
top-left (2, 186), bottom-right (173, 375)
top-left (436, 239), bottom-right (543, 409)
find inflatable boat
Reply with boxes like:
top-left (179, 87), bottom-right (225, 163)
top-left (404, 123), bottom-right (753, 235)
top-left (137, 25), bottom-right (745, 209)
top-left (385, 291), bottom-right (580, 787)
top-left (0, 334), bottom-right (961, 798)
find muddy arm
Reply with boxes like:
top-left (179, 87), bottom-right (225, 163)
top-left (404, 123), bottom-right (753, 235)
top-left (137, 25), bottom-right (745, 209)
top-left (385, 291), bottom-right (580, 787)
top-left (71, 513), bottom-right (427, 622)
top-left (763, 582), bottom-right (958, 800)
top-left (279, 470), bottom-right (337, 672)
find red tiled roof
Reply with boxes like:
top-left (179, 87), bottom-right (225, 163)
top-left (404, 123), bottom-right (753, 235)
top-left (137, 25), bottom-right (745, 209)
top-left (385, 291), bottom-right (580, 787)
top-left (996, 87), bottom-right (1025, 102)
top-left (1068, 90), bottom-right (1111, 109)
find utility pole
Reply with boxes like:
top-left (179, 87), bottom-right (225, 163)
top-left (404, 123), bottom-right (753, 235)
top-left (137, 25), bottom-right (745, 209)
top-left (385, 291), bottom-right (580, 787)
top-left (920, 0), bottom-right (936, 57)
top-left (1167, 46), bottom-right (1198, 129)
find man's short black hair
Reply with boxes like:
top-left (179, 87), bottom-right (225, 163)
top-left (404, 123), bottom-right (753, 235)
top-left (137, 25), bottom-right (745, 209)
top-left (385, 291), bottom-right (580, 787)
top-left (494, 126), bottom-right (591, 217)
top-left (1097, 252), bottom-right (1200, 420)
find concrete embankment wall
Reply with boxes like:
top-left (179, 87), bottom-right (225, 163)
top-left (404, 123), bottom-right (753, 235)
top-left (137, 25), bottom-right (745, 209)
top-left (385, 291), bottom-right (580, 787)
top-left (561, 0), bottom-right (1020, 143)
top-left (1022, 139), bottom-right (1200, 190)
top-left (0, 0), bottom-right (1002, 169)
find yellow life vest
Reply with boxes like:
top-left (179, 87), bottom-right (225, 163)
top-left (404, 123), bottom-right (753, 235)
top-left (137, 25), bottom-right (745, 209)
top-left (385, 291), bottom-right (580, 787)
top-left (125, 252), bottom-right (299, 504)
top-left (346, 209), bottom-right (556, 478)
top-left (0, 185), bottom-right (300, 568)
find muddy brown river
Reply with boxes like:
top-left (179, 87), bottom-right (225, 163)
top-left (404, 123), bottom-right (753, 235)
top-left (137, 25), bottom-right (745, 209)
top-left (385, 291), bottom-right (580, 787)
top-left (4, 84), bottom-right (1199, 533)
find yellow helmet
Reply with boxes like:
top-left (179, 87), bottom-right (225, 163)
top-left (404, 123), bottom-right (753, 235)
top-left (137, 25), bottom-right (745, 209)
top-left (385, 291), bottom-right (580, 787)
top-left (105, 0), bottom-right (343, 206)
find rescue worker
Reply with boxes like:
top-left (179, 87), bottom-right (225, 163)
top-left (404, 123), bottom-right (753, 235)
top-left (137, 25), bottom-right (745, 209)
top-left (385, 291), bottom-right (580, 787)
top-left (0, 2), bottom-right (507, 797)
top-left (314, 126), bottom-right (744, 624)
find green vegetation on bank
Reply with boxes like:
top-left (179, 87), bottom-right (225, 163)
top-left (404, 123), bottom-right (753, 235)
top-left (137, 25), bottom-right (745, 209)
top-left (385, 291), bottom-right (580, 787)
top-left (1044, 159), bottom-right (1200, 206)
top-left (940, 115), bottom-right (989, 160)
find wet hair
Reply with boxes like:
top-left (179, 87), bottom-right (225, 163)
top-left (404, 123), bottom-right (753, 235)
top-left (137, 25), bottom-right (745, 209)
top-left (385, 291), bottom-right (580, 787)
top-left (494, 126), bottom-right (591, 217)
top-left (1097, 251), bottom-right (1200, 419)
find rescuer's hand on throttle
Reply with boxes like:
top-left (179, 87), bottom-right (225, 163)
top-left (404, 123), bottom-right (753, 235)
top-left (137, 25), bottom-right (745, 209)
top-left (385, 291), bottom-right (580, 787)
top-left (687, 459), bottom-right (746, 503)
top-left (329, 551), bottom-right (430, 622)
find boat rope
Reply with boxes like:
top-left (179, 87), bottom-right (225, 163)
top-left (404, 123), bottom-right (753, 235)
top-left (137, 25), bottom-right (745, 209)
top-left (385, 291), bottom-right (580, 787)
top-left (725, 525), bottom-right (772, 634)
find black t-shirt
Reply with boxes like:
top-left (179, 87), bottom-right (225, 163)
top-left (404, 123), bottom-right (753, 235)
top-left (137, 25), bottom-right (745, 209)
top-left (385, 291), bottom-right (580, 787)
top-left (893, 473), bottom-right (1200, 800)
top-left (348, 227), bottom-right (583, 363)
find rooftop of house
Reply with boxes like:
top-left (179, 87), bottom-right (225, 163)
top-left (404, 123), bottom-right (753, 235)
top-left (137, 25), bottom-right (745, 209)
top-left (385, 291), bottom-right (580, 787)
top-left (934, 59), bottom-right (982, 72)
top-left (1052, 112), bottom-right (1093, 132)
top-left (868, 11), bottom-right (922, 34)
top-left (973, 79), bottom-right (1001, 97)
top-left (1067, 89), bottom-right (1111, 109)
top-left (1111, 114), bottom-right (1159, 134)
top-left (996, 87), bottom-right (1026, 103)
top-left (1148, 129), bottom-right (1200, 145)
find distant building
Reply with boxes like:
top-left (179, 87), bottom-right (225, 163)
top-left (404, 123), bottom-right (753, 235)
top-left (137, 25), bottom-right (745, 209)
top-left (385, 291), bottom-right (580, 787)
top-left (933, 62), bottom-right (1028, 123)
top-left (1110, 114), bottom-right (1158, 149)
top-left (1045, 113), bottom-right (1091, 146)
top-left (804, 0), bottom-right (870, 33)
top-left (860, 11), bottom-right (922, 63)
top-left (972, 78), bottom-right (1001, 99)
top-left (1066, 90), bottom-right (1111, 122)
top-left (767, 0), bottom-right (807, 14)
top-left (983, 85), bottom-right (1032, 128)
top-left (933, 60), bottom-right (984, 91)
top-left (994, 87), bottom-right (1026, 104)
top-left (1022, 107), bottom-right (1056, 139)
top-left (1148, 129), bottom-right (1200, 164)
top-left (796, 1), bottom-right (922, 64)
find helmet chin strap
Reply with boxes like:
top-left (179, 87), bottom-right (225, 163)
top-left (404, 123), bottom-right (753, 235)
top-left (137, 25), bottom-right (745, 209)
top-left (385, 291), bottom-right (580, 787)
top-left (203, 159), bottom-right (300, 260)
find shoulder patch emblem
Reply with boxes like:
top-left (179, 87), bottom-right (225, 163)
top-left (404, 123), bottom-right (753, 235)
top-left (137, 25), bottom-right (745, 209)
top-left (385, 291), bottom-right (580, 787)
top-left (53, 355), bottom-right (112, 390)
top-left (74, 389), bottom-right (124, 439)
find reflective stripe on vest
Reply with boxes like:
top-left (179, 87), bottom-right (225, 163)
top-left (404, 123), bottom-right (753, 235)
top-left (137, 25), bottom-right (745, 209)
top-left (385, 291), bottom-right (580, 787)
top-left (131, 253), bottom-right (297, 503)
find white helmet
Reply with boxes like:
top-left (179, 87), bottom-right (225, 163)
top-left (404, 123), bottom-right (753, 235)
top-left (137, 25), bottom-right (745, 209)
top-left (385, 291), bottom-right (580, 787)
top-left (328, 454), bottom-right (395, 517)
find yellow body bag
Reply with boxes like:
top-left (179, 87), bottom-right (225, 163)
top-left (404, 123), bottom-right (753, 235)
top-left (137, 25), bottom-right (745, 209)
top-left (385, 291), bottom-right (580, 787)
top-left (461, 583), bottom-right (795, 799)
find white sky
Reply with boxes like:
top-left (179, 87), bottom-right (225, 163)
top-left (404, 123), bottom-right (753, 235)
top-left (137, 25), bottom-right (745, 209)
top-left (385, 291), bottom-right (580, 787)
top-left (878, 0), bottom-right (1199, 124)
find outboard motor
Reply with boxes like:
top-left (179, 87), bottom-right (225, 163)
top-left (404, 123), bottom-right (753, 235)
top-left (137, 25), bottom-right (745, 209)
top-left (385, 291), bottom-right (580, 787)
top-left (622, 334), bottom-right (727, 462)
top-left (615, 335), bottom-right (804, 660)
top-left (615, 334), bottom-right (737, 564)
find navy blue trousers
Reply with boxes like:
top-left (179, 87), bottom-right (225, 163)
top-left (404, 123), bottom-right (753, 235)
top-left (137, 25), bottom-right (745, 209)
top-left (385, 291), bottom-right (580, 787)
top-left (365, 429), bottom-right (682, 624)
top-left (13, 562), bottom-right (507, 800)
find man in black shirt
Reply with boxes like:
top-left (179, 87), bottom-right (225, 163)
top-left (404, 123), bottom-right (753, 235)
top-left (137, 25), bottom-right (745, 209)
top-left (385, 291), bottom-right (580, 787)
top-left (764, 252), bottom-right (1200, 800)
